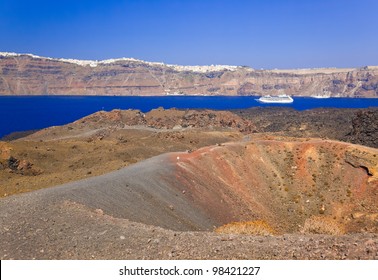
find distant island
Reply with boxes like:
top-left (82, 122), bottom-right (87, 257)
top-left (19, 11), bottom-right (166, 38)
top-left (0, 52), bottom-right (377, 97)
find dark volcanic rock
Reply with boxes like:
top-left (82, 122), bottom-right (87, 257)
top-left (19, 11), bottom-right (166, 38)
top-left (236, 107), bottom-right (378, 148)
top-left (346, 109), bottom-right (378, 148)
top-left (7, 156), bottom-right (41, 175)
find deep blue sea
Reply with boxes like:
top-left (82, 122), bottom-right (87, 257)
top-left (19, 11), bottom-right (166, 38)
top-left (1, 95), bottom-right (378, 138)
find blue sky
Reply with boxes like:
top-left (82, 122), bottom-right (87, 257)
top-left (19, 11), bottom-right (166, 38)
top-left (0, 0), bottom-right (377, 68)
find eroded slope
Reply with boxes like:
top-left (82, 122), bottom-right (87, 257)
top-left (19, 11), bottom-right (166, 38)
top-left (1, 52), bottom-right (378, 97)
top-left (1, 108), bottom-right (250, 196)
top-left (173, 137), bottom-right (378, 234)
top-left (1, 138), bottom-right (377, 232)
top-left (1, 137), bottom-right (377, 259)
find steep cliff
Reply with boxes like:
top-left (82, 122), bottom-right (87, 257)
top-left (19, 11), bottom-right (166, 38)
top-left (1, 52), bottom-right (377, 97)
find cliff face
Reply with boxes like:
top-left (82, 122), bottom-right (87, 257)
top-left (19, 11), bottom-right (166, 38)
top-left (1, 52), bottom-right (378, 97)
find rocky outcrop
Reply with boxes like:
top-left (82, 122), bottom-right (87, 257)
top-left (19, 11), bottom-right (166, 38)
top-left (0, 141), bottom-right (41, 175)
top-left (1, 52), bottom-right (377, 97)
top-left (143, 108), bottom-right (255, 132)
top-left (236, 107), bottom-right (378, 148)
top-left (24, 108), bottom-right (256, 141)
top-left (346, 109), bottom-right (378, 147)
top-left (6, 156), bottom-right (41, 176)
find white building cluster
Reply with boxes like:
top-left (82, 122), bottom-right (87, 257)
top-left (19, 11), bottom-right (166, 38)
top-left (0, 52), bottom-right (243, 73)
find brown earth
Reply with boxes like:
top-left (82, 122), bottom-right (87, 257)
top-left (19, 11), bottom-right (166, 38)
top-left (0, 137), bottom-right (377, 259)
top-left (1, 200), bottom-right (377, 260)
top-left (1, 108), bottom-right (378, 260)
top-left (0, 108), bottom-right (250, 197)
top-left (1, 53), bottom-right (378, 97)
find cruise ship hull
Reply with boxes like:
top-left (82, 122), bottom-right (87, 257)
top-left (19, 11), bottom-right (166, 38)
top-left (257, 95), bottom-right (294, 103)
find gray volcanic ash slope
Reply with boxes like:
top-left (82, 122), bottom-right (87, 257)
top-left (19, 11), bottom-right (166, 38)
top-left (1, 138), bottom-right (378, 259)
top-left (0, 152), bottom-right (215, 232)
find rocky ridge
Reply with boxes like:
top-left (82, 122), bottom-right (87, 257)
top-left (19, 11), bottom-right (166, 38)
top-left (236, 107), bottom-right (378, 148)
top-left (22, 108), bottom-right (255, 141)
top-left (1, 52), bottom-right (377, 97)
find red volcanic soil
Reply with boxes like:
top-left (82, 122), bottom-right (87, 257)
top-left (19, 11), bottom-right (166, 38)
top-left (1, 137), bottom-right (377, 259)
top-left (173, 137), bottom-right (378, 234)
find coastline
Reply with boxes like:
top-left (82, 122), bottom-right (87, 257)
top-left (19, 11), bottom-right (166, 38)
top-left (1, 95), bottom-right (377, 139)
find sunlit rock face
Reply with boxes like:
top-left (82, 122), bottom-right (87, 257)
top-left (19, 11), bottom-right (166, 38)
top-left (1, 52), bottom-right (377, 97)
top-left (171, 138), bottom-right (378, 234)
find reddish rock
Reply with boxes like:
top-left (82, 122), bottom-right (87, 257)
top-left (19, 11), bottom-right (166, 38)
top-left (1, 53), bottom-right (377, 97)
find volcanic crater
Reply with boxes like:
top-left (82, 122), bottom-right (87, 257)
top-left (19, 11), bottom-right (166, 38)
top-left (1, 138), bottom-right (377, 234)
top-left (1, 108), bottom-right (378, 259)
top-left (172, 138), bottom-right (378, 234)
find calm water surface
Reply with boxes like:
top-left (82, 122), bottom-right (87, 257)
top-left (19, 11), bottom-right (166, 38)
top-left (1, 95), bottom-right (378, 138)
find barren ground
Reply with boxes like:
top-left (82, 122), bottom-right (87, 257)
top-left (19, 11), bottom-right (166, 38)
top-left (1, 108), bottom-right (377, 260)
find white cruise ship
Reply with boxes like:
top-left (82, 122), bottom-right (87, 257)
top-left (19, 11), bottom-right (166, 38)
top-left (311, 94), bottom-right (331, 98)
top-left (257, 94), bottom-right (294, 103)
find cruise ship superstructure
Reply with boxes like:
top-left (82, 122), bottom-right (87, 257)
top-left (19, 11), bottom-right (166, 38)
top-left (257, 94), bottom-right (294, 103)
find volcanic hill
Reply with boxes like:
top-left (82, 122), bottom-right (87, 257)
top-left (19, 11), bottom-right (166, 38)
top-left (1, 136), bottom-right (377, 259)
top-left (1, 107), bottom-right (378, 259)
